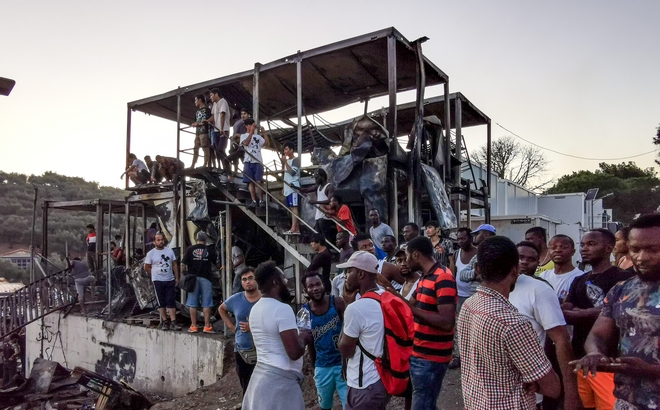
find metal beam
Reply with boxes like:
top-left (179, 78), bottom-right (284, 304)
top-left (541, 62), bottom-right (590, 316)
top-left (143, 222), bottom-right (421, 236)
top-left (253, 63), bottom-right (261, 126)
top-left (219, 187), bottom-right (310, 268)
top-left (176, 90), bottom-right (181, 163)
top-left (444, 81), bottom-right (451, 180)
top-left (486, 120), bottom-right (492, 224)
top-left (296, 55), bottom-right (303, 157)
top-left (387, 35), bottom-right (397, 142)
top-left (126, 106), bottom-right (132, 190)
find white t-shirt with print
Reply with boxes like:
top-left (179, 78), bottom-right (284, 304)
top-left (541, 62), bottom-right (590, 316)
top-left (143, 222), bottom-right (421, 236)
top-left (249, 297), bottom-right (302, 373)
top-left (239, 133), bottom-right (265, 163)
top-left (144, 247), bottom-right (176, 282)
top-left (539, 267), bottom-right (585, 303)
top-left (212, 98), bottom-right (231, 132)
top-left (343, 290), bottom-right (385, 389)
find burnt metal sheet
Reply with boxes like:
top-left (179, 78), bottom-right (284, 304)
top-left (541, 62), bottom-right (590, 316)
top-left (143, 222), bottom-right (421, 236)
top-left (128, 27), bottom-right (447, 126)
top-left (360, 156), bottom-right (389, 222)
top-left (126, 262), bottom-right (156, 310)
top-left (421, 164), bottom-right (458, 231)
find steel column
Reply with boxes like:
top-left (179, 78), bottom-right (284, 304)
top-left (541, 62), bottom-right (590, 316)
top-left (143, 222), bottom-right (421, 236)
top-left (444, 82), bottom-right (451, 180)
top-left (253, 63), bottom-right (261, 125)
top-left (387, 35), bottom-right (397, 228)
top-left (107, 203), bottom-right (112, 317)
top-left (225, 205), bottom-right (233, 302)
top-left (176, 89), bottom-right (181, 163)
top-left (296, 55), bottom-right (303, 157)
top-left (452, 98), bottom-right (463, 221)
top-left (126, 106), bottom-right (132, 190)
top-left (486, 120), bottom-right (492, 224)
top-left (95, 202), bottom-right (103, 277)
top-left (124, 201), bottom-right (130, 269)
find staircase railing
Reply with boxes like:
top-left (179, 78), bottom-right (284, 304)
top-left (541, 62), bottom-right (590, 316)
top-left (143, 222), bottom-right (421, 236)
top-left (0, 269), bottom-right (77, 338)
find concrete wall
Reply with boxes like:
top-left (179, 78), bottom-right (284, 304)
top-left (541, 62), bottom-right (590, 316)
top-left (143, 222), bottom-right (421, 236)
top-left (25, 313), bottom-right (224, 397)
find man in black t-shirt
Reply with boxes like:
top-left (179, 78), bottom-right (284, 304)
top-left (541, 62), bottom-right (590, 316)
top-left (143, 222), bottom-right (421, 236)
top-left (307, 233), bottom-right (333, 294)
top-left (562, 229), bottom-right (634, 408)
top-left (190, 94), bottom-right (212, 169)
top-left (182, 232), bottom-right (218, 333)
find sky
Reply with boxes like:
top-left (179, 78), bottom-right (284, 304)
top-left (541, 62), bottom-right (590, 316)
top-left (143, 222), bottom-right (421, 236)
top-left (1, 0), bottom-right (659, 189)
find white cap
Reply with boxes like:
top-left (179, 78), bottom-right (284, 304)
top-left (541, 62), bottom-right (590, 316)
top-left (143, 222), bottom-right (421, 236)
top-left (336, 251), bottom-right (379, 274)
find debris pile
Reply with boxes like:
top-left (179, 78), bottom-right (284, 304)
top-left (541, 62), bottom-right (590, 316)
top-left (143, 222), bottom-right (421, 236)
top-left (0, 358), bottom-right (151, 410)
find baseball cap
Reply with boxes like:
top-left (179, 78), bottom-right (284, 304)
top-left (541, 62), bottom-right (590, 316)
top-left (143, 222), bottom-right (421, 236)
top-left (336, 251), bottom-right (379, 274)
top-left (471, 224), bottom-right (496, 234)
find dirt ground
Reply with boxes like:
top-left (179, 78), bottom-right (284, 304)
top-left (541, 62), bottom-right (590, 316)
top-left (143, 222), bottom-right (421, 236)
top-left (149, 337), bottom-right (465, 410)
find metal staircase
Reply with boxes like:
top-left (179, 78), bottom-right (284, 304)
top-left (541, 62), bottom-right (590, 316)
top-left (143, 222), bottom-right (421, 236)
top-left (0, 269), bottom-right (77, 338)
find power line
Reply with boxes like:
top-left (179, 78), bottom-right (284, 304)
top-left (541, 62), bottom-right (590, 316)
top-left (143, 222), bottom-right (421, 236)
top-left (494, 122), bottom-right (659, 161)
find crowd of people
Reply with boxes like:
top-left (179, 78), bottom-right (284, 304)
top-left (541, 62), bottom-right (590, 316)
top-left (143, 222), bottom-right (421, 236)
top-left (142, 208), bottom-right (654, 410)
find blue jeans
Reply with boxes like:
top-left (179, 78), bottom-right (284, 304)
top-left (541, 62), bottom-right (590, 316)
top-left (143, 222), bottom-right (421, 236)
top-left (409, 356), bottom-right (448, 410)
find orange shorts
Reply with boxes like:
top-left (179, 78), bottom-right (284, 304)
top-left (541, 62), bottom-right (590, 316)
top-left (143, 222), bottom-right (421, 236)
top-left (577, 370), bottom-right (616, 410)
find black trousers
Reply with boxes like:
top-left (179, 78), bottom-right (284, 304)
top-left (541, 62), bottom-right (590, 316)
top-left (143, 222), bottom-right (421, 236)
top-left (235, 352), bottom-right (256, 395)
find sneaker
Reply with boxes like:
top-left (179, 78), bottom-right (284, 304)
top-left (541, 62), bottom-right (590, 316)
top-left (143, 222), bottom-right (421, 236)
top-left (259, 200), bottom-right (266, 207)
top-left (203, 326), bottom-right (215, 334)
top-left (188, 325), bottom-right (199, 333)
top-left (160, 320), bottom-right (170, 331)
top-left (170, 322), bottom-right (182, 331)
top-left (247, 200), bottom-right (257, 209)
top-left (448, 356), bottom-right (461, 369)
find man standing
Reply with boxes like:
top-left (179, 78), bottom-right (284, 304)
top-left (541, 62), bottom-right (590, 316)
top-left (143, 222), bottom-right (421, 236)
top-left (459, 224), bottom-right (496, 287)
top-left (219, 267), bottom-right (260, 395)
top-left (122, 153), bottom-right (151, 186)
top-left (300, 169), bottom-right (335, 245)
top-left (281, 142), bottom-right (301, 235)
top-left (308, 233), bottom-right (333, 294)
top-left (231, 246), bottom-right (249, 294)
top-left (303, 271), bottom-right (348, 410)
top-left (228, 109), bottom-right (249, 174)
top-left (209, 88), bottom-right (231, 174)
top-left (242, 262), bottom-right (312, 410)
top-left (65, 256), bottom-right (96, 315)
top-left (540, 235), bottom-right (585, 303)
top-left (323, 195), bottom-right (357, 236)
top-left (571, 213), bottom-right (660, 410)
top-left (337, 251), bottom-right (390, 410)
top-left (350, 234), bottom-right (406, 292)
top-left (562, 229), bottom-right (634, 409)
top-left (380, 235), bottom-right (398, 263)
top-left (85, 224), bottom-right (97, 273)
top-left (405, 236), bottom-right (457, 410)
top-left (396, 247), bottom-right (420, 301)
top-left (526, 227), bottom-right (554, 275)
top-left (144, 233), bottom-right (181, 331)
top-left (448, 227), bottom-right (478, 370)
top-left (511, 241), bottom-right (581, 410)
top-left (457, 236), bottom-right (561, 409)
top-left (191, 94), bottom-right (212, 169)
top-left (368, 209), bottom-right (394, 260)
top-left (401, 223), bottom-right (420, 248)
top-left (425, 220), bottom-right (454, 268)
top-left (240, 118), bottom-right (270, 208)
top-left (331, 231), bottom-right (353, 298)
top-left (182, 232), bottom-right (218, 333)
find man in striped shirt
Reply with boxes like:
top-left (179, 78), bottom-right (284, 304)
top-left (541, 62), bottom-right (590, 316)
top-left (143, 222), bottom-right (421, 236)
top-left (405, 236), bottom-right (457, 410)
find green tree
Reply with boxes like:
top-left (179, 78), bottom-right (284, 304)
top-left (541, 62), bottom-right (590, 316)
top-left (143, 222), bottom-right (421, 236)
top-left (546, 162), bottom-right (660, 224)
top-left (654, 124), bottom-right (660, 166)
top-left (0, 259), bottom-right (29, 284)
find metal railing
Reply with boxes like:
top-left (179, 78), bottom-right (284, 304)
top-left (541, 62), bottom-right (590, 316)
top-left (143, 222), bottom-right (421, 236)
top-left (0, 269), bottom-right (77, 338)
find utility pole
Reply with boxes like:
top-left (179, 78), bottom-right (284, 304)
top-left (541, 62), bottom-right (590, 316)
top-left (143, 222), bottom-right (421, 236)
top-left (30, 184), bottom-right (38, 283)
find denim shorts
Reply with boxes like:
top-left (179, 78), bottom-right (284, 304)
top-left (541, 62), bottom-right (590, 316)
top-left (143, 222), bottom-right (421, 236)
top-left (243, 162), bottom-right (264, 183)
top-left (185, 276), bottom-right (214, 308)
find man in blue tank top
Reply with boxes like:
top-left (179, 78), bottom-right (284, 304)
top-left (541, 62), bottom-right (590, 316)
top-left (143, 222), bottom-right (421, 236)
top-left (303, 271), bottom-right (347, 409)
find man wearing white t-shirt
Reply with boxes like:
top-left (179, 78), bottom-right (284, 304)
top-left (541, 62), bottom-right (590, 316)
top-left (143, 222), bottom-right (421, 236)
top-left (540, 235), bottom-right (585, 303)
top-left (338, 251), bottom-right (390, 410)
top-left (511, 241), bottom-right (580, 410)
top-left (209, 88), bottom-right (231, 174)
top-left (242, 261), bottom-right (312, 410)
top-left (240, 118), bottom-right (270, 208)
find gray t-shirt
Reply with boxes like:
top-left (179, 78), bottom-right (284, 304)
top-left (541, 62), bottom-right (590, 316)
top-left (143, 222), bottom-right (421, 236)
top-left (369, 223), bottom-right (394, 249)
top-left (71, 260), bottom-right (91, 279)
top-left (144, 247), bottom-right (176, 282)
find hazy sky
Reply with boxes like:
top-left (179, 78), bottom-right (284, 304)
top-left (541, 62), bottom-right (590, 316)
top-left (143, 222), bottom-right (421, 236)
top-left (1, 0), bottom-right (659, 189)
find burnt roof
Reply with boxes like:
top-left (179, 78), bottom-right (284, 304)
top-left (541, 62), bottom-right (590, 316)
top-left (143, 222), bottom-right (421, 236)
top-left (128, 27), bottom-right (448, 125)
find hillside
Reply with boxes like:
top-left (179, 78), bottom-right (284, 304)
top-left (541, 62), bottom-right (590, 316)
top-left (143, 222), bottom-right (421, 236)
top-left (0, 171), bottom-right (127, 267)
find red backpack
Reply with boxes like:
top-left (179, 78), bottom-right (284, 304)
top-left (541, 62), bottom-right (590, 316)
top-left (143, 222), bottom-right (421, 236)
top-left (357, 291), bottom-right (414, 395)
